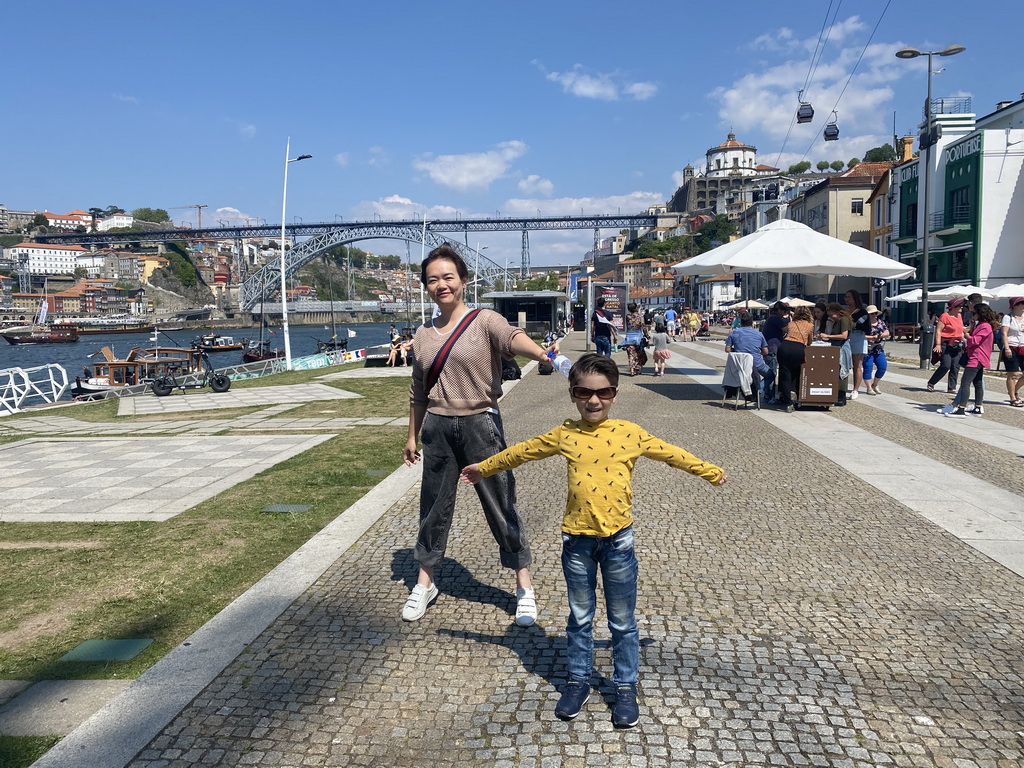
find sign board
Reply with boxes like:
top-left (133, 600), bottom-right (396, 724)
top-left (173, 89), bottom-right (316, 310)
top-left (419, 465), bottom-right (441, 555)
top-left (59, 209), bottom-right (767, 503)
top-left (594, 282), bottom-right (629, 331)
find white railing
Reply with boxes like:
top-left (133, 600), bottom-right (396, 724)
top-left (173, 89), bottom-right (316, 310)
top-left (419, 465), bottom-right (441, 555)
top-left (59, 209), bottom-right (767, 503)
top-left (0, 364), bottom-right (69, 416)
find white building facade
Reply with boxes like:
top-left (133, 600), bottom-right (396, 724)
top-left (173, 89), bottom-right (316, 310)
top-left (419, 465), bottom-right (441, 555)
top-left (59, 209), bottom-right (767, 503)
top-left (7, 243), bottom-right (89, 275)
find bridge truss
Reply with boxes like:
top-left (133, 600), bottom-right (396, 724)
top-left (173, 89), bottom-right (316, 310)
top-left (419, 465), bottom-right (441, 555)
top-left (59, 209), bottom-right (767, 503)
top-left (35, 213), bottom-right (658, 310)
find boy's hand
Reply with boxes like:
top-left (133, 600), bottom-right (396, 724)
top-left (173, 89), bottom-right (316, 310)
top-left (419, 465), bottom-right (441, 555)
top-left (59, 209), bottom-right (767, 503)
top-left (460, 464), bottom-right (482, 485)
top-left (715, 471), bottom-right (728, 486)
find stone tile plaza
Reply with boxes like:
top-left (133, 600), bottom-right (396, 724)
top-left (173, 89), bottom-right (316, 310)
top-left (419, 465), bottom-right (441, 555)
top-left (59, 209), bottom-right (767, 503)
top-left (4, 335), bottom-right (1024, 768)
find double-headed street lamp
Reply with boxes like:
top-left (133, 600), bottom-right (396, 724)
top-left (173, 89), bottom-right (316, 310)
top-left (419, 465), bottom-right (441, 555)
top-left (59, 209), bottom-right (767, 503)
top-left (280, 138), bottom-right (312, 370)
top-left (895, 43), bottom-right (965, 368)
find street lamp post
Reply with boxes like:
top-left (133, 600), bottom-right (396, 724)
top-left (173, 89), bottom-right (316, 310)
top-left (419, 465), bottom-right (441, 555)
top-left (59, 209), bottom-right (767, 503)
top-left (280, 138), bottom-right (312, 371)
top-left (895, 44), bottom-right (965, 368)
top-left (475, 243), bottom-right (488, 305)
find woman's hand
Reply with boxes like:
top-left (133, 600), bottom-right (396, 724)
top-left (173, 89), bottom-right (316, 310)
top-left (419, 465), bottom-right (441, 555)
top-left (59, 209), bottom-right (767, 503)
top-left (403, 438), bottom-right (420, 466)
top-left (460, 464), bottom-right (482, 485)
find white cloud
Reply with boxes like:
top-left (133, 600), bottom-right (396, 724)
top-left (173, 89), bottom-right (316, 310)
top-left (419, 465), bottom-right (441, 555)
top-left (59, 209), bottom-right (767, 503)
top-left (535, 61), bottom-right (658, 102)
top-left (239, 123), bottom-right (256, 138)
top-left (368, 146), bottom-right (390, 168)
top-left (518, 174), bottom-right (554, 197)
top-left (112, 92), bottom-right (139, 104)
top-left (503, 190), bottom-right (665, 218)
top-left (334, 152), bottom-right (350, 167)
top-left (710, 17), bottom-right (913, 162)
top-left (351, 194), bottom-right (463, 221)
top-left (413, 140), bottom-right (528, 192)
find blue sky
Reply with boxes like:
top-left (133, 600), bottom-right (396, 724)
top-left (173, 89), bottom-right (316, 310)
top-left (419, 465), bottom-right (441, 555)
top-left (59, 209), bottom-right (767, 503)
top-left (3, 0), bottom-right (1019, 269)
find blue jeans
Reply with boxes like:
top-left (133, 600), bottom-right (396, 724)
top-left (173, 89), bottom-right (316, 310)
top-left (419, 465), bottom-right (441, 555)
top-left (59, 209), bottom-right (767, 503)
top-left (862, 351), bottom-right (887, 380)
top-left (594, 336), bottom-right (612, 357)
top-left (561, 526), bottom-right (639, 686)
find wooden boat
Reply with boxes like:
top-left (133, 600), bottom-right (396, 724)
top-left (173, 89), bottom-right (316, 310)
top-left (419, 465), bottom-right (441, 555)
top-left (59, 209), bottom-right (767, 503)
top-left (2, 325), bottom-right (79, 344)
top-left (76, 322), bottom-right (155, 335)
top-left (71, 344), bottom-right (204, 398)
top-left (194, 333), bottom-right (246, 352)
top-left (241, 339), bottom-right (284, 363)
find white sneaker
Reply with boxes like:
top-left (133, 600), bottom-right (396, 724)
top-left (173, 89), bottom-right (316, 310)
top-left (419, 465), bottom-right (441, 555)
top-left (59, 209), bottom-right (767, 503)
top-left (515, 587), bottom-right (537, 627)
top-left (402, 583), bottom-right (438, 622)
top-left (966, 406), bottom-right (984, 416)
top-left (938, 403), bottom-right (956, 414)
top-left (849, 390), bottom-right (858, 400)
top-left (865, 387), bottom-right (877, 396)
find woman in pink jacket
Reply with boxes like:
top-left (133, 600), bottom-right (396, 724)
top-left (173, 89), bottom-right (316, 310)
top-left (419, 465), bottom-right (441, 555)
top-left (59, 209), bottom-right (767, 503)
top-left (942, 303), bottom-right (999, 419)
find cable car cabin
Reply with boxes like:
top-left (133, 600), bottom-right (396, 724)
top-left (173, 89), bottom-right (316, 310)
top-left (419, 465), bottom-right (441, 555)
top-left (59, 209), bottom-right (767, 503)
top-left (797, 103), bottom-right (814, 124)
top-left (823, 122), bottom-right (840, 141)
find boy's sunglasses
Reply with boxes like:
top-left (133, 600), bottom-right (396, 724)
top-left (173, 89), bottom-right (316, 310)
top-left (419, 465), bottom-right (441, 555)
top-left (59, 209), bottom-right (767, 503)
top-left (571, 386), bottom-right (618, 401)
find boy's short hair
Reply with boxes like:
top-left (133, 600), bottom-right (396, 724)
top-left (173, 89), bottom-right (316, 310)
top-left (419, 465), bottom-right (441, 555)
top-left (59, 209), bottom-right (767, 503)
top-left (568, 353), bottom-right (619, 388)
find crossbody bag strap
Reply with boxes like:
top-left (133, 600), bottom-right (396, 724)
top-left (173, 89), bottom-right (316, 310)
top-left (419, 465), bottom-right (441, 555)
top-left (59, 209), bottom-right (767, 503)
top-left (425, 309), bottom-right (483, 394)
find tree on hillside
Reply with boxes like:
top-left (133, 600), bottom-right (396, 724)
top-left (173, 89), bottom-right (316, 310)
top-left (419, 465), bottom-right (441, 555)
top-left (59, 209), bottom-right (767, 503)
top-left (847, 157), bottom-right (860, 169)
top-left (694, 215), bottom-right (736, 253)
top-left (32, 213), bottom-right (50, 228)
top-left (816, 160), bottom-right (831, 172)
top-left (131, 207), bottom-right (171, 223)
top-left (787, 160), bottom-right (812, 174)
top-left (830, 160), bottom-right (845, 172)
top-left (863, 144), bottom-right (897, 163)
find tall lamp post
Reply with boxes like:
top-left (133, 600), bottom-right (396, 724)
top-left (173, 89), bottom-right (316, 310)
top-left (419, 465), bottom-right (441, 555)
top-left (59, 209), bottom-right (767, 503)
top-left (895, 44), bottom-right (965, 368)
top-left (280, 138), bottom-right (312, 370)
top-left (474, 243), bottom-right (488, 305)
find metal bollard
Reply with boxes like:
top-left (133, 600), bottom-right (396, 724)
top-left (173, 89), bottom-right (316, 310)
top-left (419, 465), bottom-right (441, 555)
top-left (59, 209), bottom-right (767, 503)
top-left (917, 324), bottom-right (935, 370)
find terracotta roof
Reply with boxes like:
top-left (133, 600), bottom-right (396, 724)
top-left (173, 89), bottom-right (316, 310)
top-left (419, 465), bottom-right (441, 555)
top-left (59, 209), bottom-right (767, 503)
top-left (840, 161), bottom-right (894, 178)
top-left (716, 131), bottom-right (753, 149)
top-left (755, 164), bottom-right (779, 171)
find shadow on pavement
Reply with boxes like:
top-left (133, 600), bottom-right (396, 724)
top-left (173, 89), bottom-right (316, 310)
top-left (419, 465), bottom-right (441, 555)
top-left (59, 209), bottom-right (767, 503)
top-left (390, 548), bottom-right (516, 616)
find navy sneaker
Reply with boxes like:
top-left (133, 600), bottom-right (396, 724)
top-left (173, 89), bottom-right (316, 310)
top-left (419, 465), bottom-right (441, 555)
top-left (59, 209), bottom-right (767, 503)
top-left (554, 679), bottom-right (590, 720)
top-left (611, 684), bottom-right (640, 728)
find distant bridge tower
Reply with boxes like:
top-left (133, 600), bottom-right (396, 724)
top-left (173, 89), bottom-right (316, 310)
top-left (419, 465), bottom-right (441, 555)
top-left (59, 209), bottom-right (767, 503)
top-left (520, 230), bottom-right (530, 278)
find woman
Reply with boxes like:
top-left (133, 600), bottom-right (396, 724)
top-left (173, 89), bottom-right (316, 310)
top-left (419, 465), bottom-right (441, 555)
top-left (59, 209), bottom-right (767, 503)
top-left (1001, 297), bottom-right (1024, 407)
top-left (402, 243), bottom-right (554, 625)
top-left (812, 301), bottom-right (828, 336)
top-left (400, 333), bottom-right (414, 367)
top-left (819, 303), bottom-right (852, 406)
top-left (623, 302), bottom-right (649, 376)
top-left (944, 303), bottom-right (998, 419)
top-left (845, 289), bottom-right (870, 398)
top-left (386, 333), bottom-right (403, 367)
top-left (862, 305), bottom-right (889, 395)
top-left (776, 306), bottom-right (815, 412)
top-left (927, 299), bottom-right (967, 393)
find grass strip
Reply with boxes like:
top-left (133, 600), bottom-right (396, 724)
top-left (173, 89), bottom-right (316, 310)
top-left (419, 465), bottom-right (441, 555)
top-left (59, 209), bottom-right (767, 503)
top-left (0, 735), bottom-right (61, 768)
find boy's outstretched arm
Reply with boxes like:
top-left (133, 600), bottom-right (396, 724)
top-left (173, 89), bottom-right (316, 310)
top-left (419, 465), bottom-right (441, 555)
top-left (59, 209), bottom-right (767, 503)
top-left (460, 464), bottom-right (483, 485)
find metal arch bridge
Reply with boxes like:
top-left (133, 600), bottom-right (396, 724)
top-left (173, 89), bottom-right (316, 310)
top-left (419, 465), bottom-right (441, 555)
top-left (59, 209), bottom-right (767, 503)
top-left (33, 213), bottom-right (658, 310)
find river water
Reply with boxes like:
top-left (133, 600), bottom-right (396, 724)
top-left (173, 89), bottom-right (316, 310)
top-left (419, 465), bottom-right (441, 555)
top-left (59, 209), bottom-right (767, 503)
top-left (0, 322), bottom-right (408, 396)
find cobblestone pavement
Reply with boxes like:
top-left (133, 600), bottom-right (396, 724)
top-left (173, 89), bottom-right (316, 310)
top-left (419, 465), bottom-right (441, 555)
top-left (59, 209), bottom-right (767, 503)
top-left (105, 333), bottom-right (1024, 768)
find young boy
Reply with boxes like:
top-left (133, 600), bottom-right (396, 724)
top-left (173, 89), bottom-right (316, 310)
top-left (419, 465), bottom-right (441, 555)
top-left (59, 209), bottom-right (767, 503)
top-left (460, 354), bottom-right (727, 728)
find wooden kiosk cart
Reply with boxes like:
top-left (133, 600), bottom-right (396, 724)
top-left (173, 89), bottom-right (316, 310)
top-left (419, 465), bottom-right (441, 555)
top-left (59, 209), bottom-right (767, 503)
top-left (798, 344), bottom-right (840, 409)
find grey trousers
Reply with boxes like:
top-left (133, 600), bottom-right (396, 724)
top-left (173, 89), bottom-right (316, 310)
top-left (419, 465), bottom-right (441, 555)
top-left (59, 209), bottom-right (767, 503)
top-left (415, 411), bottom-right (532, 571)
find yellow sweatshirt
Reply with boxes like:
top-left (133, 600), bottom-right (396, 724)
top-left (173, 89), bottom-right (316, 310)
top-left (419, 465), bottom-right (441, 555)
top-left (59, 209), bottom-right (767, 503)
top-left (477, 418), bottom-right (724, 536)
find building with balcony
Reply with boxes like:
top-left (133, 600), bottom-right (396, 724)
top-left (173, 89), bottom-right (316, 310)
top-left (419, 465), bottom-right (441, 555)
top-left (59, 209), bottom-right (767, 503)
top-left (890, 94), bottom-right (1024, 318)
top-left (6, 242), bottom-right (89, 275)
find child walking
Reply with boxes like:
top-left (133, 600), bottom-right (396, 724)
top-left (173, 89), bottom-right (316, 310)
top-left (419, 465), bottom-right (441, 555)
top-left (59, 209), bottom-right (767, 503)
top-left (650, 323), bottom-right (671, 376)
top-left (460, 354), bottom-right (726, 728)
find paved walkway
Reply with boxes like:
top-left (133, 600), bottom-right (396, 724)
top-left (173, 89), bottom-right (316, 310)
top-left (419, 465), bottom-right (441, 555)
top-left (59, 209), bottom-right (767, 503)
top-left (19, 336), bottom-right (1024, 767)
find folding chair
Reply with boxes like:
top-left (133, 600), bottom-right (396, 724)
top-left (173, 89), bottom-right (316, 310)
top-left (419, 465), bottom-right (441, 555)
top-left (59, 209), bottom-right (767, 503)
top-left (722, 352), bottom-right (760, 410)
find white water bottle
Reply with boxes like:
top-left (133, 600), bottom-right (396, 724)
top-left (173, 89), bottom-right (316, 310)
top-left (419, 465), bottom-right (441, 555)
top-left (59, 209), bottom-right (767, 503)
top-left (548, 352), bottom-right (573, 377)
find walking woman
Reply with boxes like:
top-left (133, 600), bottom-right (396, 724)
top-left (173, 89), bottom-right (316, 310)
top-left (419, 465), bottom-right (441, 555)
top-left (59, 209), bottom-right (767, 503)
top-left (862, 305), bottom-right (889, 395)
top-left (845, 289), bottom-right (870, 398)
top-left (777, 306), bottom-right (815, 412)
top-left (1001, 297), bottom-right (1024, 407)
top-left (623, 302), bottom-right (649, 376)
top-left (402, 243), bottom-right (554, 625)
top-left (943, 303), bottom-right (998, 419)
top-left (927, 299), bottom-right (968, 393)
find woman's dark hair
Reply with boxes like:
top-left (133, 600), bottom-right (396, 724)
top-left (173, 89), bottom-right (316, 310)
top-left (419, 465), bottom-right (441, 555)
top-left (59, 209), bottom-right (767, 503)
top-left (974, 302), bottom-right (999, 331)
top-left (813, 301), bottom-right (828, 331)
top-left (627, 302), bottom-right (638, 313)
top-left (420, 242), bottom-right (468, 284)
top-left (772, 301), bottom-right (790, 313)
top-left (569, 353), bottom-right (620, 388)
top-left (826, 302), bottom-right (848, 317)
top-left (654, 323), bottom-right (666, 333)
top-left (845, 289), bottom-right (865, 310)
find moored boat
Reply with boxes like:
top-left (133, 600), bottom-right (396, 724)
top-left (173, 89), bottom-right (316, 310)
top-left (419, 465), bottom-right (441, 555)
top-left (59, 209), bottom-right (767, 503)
top-left (2, 325), bottom-right (80, 344)
top-left (194, 333), bottom-right (246, 352)
top-left (71, 344), bottom-right (204, 398)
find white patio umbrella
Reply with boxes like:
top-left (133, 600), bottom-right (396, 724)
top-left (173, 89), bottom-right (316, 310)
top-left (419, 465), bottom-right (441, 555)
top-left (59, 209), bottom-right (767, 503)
top-left (927, 284), bottom-right (997, 300)
top-left (672, 220), bottom-right (916, 282)
top-left (729, 299), bottom-right (769, 310)
top-left (780, 296), bottom-right (815, 307)
top-left (987, 283), bottom-right (1024, 298)
top-left (884, 288), bottom-right (923, 303)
